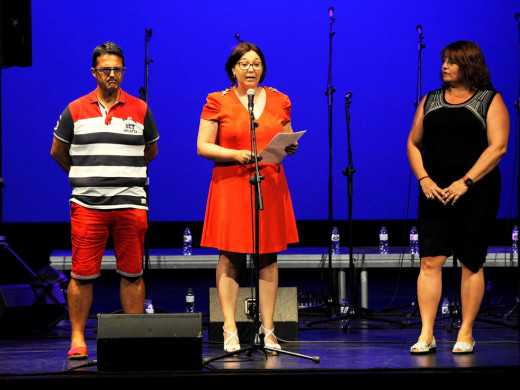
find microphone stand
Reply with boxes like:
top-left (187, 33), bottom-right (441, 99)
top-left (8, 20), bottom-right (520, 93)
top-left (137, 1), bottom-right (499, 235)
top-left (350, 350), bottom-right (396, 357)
top-left (390, 25), bottom-right (426, 322)
top-left (308, 93), bottom-right (405, 329)
top-left (414, 25), bottom-right (425, 108)
top-left (325, 7), bottom-right (338, 315)
top-left (307, 6), bottom-right (339, 326)
top-left (138, 28), bottom-right (165, 313)
top-left (139, 29), bottom-right (153, 102)
top-left (516, 13), bottom-right (520, 336)
top-left (203, 95), bottom-right (319, 365)
top-left (339, 92), bottom-right (363, 330)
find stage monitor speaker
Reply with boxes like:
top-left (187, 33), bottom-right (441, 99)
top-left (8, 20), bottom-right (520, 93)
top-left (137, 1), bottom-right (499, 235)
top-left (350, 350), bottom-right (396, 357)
top-left (0, 0), bottom-right (32, 67)
top-left (208, 287), bottom-right (299, 343)
top-left (97, 313), bottom-right (202, 372)
top-left (0, 283), bottom-right (67, 336)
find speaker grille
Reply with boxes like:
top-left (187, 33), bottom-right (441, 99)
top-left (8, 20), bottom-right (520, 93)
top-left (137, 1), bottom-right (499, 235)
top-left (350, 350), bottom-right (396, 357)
top-left (208, 287), bottom-right (299, 342)
top-left (96, 313), bottom-right (203, 371)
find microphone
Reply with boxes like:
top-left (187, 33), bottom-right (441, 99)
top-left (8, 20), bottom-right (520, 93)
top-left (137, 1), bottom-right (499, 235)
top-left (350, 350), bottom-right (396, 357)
top-left (515, 13), bottom-right (520, 22)
top-left (345, 92), bottom-right (353, 99)
top-left (247, 88), bottom-right (255, 114)
top-left (416, 25), bottom-right (423, 34)
top-left (329, 6), bottom-right (334, 18)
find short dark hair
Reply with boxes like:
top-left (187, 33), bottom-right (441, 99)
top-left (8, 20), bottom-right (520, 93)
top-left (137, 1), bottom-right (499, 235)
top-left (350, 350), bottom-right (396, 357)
top-left (92, 42), bottom-right (125, 68)
top-left (225, 42), bottom-right (266, 84)
top-left (440, 40), bottom-right (493, 91)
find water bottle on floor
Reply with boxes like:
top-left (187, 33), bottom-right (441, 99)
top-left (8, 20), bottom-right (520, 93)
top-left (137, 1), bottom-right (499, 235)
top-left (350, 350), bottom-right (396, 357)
top-left (331, 227), bottom-right (340, 255)
top-left (186, 288), bottom-right (195, 313)
top-left (512, 225), bottom-right (518, 254)
top-left (441, 298), bottom-right (449, 316)
top-left (379, 226), bottom-right (388, 254)
top-left (144, 298), bottom-right (154, 314)
top-left (409, 226), bottom-right (419, 255)
top-left (183, 227), bottom-right (192, 255)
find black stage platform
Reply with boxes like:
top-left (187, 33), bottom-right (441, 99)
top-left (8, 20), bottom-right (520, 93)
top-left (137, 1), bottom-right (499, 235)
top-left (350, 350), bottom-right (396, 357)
top-left (1, 267), bottom-right (519, 385)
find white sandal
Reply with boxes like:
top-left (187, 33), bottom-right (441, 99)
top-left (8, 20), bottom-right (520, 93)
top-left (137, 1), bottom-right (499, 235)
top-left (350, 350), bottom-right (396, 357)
top-left (453, 338), bottom-right (475, 354)
top-left (223, 326), bottom-right (241, 352)
top-left (410, 337), bottom-right (437, 354)
top-left (260, 325), bottom-right (281, 353)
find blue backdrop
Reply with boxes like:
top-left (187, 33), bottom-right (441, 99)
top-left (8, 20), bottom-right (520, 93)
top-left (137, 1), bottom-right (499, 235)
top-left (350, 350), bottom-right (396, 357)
top-left (2, 1), bottom-right (518, 225)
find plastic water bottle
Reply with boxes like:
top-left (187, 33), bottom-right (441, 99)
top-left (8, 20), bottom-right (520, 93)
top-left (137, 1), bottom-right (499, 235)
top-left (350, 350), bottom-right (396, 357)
top-left (183, 227), bottom-right (192, 255)
top-left (144, 298), bottom-right (154, 314)
top-left (409, 226), bottom-right (419, 255)
top-left (185, 288), bottom-right (195, 313)
top-left (441, 298), bottom-right (450, 316)
top-left (340, 298), bottom-right (349, 314)
top-left (331, 227), bottom-right (340, 254)
top-left (379, 226), bottom-right (388, 254)
top-left (512, 225), bottom-right (518, 254)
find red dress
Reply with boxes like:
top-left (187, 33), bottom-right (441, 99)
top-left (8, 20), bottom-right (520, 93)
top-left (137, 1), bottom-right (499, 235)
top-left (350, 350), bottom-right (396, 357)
top-left (200, 86), bottom-right (299, 254)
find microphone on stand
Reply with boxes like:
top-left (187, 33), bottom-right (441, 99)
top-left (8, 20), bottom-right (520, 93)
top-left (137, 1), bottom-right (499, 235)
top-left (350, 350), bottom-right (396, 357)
top-left (345, 92), bottom-right (353, 109)
top-left (328, 6), bottom-right (334, 22)
top-left (416, 25), bottom-right (425, 51)
top-left (515, 13), bottom-right (520, 21)
top-left (247, 88), bottom-right (255, 115)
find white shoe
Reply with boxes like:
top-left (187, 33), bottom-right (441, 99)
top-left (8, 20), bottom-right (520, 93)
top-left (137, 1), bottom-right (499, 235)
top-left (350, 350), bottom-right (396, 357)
top-left (410, 337), bottom-right (437, 354)
top-left (223, 326), bottom-right (241, 352)
top-left (453, 338), bottom-right (475, 354)
top-left (260, 325), bottom-right (281, 354)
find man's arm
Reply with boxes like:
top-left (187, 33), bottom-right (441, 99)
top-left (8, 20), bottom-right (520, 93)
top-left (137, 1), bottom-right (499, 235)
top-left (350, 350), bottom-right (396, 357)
top-left (50, 137), bottom-right (71, 173)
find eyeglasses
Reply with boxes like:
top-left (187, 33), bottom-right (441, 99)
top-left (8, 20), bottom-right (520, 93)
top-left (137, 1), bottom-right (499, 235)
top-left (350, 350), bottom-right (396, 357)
top-left (237, 61), bottom-right (262, 71)
top-left (94, 67), bottom-right (126, 76)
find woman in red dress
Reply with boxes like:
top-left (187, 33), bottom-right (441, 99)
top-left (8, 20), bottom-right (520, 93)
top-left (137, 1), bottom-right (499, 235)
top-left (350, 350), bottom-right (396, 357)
top-left (197, 42), bottom-right (299, 353)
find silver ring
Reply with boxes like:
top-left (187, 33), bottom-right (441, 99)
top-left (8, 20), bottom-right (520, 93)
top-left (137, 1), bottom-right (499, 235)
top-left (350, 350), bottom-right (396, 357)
top-left (429, 194), bottom-right (434, 199)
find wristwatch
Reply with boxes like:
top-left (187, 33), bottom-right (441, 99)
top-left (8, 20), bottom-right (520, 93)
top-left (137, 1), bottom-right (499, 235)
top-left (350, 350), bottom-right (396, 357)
top-left (463, 176), bottom-right (474, 188)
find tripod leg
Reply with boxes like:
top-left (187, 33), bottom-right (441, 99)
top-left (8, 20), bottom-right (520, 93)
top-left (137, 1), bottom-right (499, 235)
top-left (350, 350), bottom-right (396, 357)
top-left (264, 346), bottom-right (321, 362)
top-left (203, 345), bottom-right (259, 365)
top-left (504, 297), bottom-right (519, 319)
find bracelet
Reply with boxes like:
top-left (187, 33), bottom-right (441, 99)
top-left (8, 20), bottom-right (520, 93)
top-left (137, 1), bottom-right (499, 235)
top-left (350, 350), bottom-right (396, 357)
top-left (418, 175), bottom-right (429, 183)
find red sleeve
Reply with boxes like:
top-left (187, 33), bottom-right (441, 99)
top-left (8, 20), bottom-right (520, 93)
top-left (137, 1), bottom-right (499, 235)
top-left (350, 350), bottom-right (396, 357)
top-left (281, 92), bottom-right (291, 122)
top-left (201, 92), bottom-right (222, 121)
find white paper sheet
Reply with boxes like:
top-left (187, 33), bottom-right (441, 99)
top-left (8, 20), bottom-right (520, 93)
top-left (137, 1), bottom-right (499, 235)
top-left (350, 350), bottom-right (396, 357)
top-left (258, 130), bottom-right (306, 164)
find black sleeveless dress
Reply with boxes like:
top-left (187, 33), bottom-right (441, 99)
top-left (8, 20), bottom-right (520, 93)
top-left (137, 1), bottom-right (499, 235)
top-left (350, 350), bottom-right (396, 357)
top-left (418, 88), bottom-right (501, 272)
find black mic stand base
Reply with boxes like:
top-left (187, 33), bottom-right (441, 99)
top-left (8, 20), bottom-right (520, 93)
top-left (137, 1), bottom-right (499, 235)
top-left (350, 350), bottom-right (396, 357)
top-left (202, 334), bottom-right (321, 365)
top-left (306, 305), bottom-right (411, 329)
top-left (471, 297), bottom-right (520, 329)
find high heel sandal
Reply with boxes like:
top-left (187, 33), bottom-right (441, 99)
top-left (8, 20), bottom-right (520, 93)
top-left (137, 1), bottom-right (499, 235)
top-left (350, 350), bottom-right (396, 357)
top-left (260, 325), bottom-right (281, 354)
top-left (223, 326), bottom-right (241, 352)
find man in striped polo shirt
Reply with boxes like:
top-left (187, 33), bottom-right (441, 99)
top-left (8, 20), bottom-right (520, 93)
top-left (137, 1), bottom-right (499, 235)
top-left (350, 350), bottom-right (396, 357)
top-left (51, 42), bottom-right (159, 360)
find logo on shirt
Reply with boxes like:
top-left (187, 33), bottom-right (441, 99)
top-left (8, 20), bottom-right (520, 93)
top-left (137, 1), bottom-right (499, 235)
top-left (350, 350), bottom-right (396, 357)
top-left (123, 117), bottom-right (138, 133)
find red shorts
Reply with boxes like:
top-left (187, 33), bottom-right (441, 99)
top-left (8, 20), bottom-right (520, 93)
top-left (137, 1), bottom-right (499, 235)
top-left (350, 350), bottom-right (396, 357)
top-left (70, 203), bottom-right (148, 280)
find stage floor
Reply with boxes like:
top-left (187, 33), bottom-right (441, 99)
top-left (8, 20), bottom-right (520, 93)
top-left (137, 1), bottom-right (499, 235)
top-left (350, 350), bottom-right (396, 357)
top-left (1, 305), bottom-right (519, 385)
top-left (1, 269), bottom-right (519, 384)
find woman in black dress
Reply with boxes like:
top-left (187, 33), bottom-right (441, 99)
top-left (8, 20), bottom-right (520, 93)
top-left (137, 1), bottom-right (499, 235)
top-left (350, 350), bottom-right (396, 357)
top-left (407, 41), bottom-right (509, 354)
